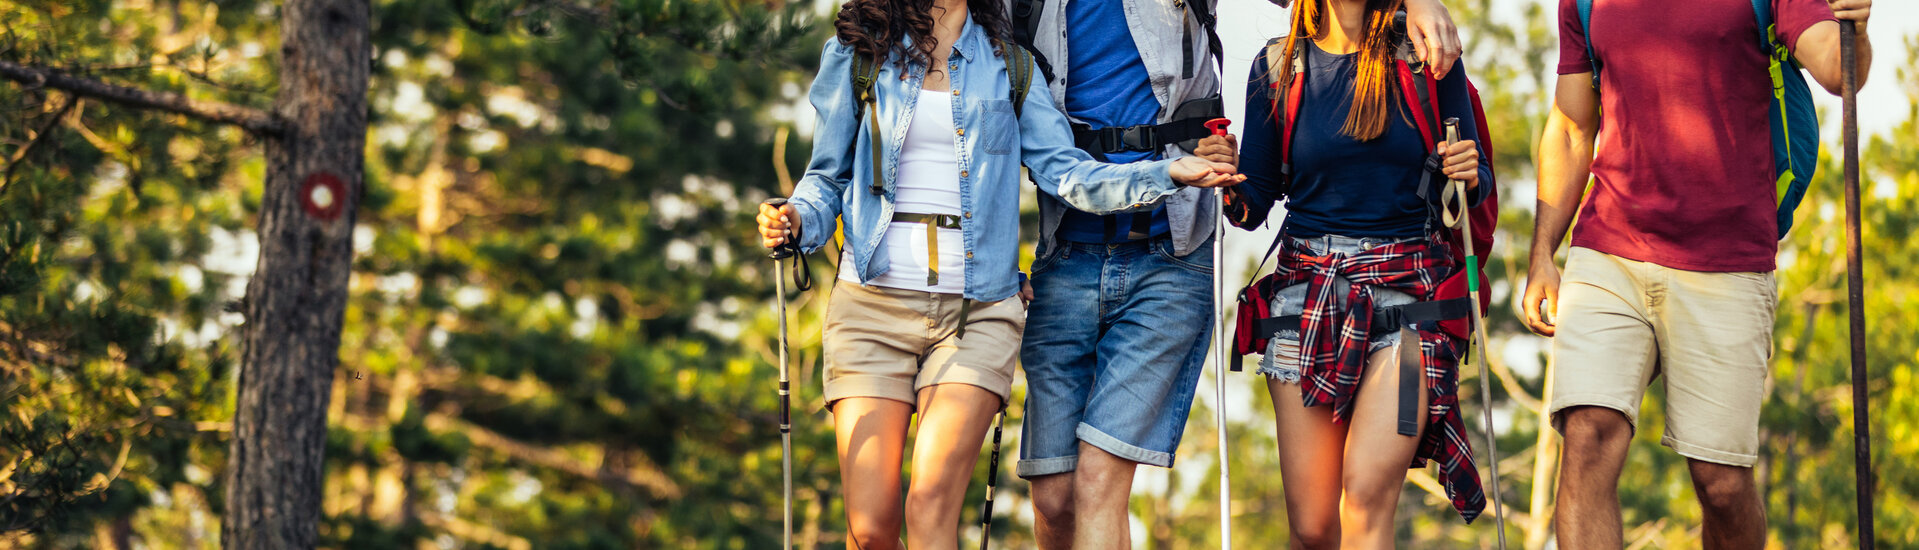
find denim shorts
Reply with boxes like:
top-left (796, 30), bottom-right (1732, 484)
top-left (1016, 236), bottom-right (1213, 476)
top-left (1256, 234), bottom-right (1421, 383)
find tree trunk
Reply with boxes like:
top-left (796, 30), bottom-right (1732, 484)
top-left (221, 0), bottom-right (369, 547)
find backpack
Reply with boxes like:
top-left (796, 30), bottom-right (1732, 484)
top-left (850, 44), bottom-right (1036, 195)
top-left (1574, 0), bottom-right (1819, 239)
top-left (1252, 25), bottom-right (1499, 342)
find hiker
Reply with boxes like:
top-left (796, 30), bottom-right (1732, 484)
top-left (1525, 0), bottom-right (1872, 547)
top-left (752, 0), bottom-right (1243, 547)
top-left (1005, 0), bottom-right (1463, 546)
top-left (1220, 0), bottom-right (1494, 545)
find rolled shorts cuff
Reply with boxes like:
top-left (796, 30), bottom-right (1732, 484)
top-left (822, 374), bottom-right (918, 410)
top-left (1662, 435), bottom-right (1758, 467)
top-left (1077, 423), bottom-right (1174, 468)
top-left (1547, 395), bottom-right (1640, 435)
top-left (1015, 456), bottom-right (1079, 478)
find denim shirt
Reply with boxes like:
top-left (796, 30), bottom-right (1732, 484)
top-left (1018, 0), bottom-right (1221, 258)
top-left (789, 21), bottom-right (1181, 302)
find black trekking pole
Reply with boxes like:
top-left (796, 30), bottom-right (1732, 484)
top-left (978, 409), bottom-right (1006, 550)
top-left (763, 197), bottom-right (810, 550)
top-left (1838, 20), bottom-right (1875, 550)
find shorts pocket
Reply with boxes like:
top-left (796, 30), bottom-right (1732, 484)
top-left (979, 99), bottom-right (1017, 155)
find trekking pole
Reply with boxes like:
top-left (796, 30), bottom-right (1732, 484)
top-left (1838, 20), bottom-right (1875, 550)
top-left (1205, 117), bottom-right (1234, 549)
top-left (763, 197), bottom-right (802, 550)
top-left (978, 409), bottom-right (1006, 550)
top-left (1443, 119), bottom-right (1508, 550)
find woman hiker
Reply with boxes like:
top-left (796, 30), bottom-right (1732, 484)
top-left (1222, 0), bottom-right (1492, 546)
top-left (753, 0), bottom-right (1242, 547)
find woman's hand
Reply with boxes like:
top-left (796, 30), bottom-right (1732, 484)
top-left (1438, 139), bottom-right (1480, 191)
top-left (757, 201), bottom-right (801, 249)
top-left (1194, 133), bottom-right (1238, 168)
top-left (1169, 157), bottom-right (1246, 188)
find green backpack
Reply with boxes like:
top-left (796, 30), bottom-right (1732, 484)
top-left (850, 44), bottom-right (1035, 195)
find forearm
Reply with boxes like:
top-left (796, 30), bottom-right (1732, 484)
top-left (1532, 115), bottom-right (1592, 264)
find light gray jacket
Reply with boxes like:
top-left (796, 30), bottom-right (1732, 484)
top-left (1018, 0), bottom-right (1222, 257)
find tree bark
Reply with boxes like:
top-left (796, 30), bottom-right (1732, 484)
top-left (220, 0), bottom-right (369, 547)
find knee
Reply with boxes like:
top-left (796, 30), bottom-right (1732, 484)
top-left (1690, 464), bottom-right (1757, 514)
top-left (1289, 515), bottom-right (1341, 549)
top-left (1030, 479), bottom-right (1076, 523)
top-left (1560, 407), bottom-right (1632, 459)
top-left (847, 516), bottom-right (902, 550)
top-left (904, 482), bottom-right (966, 527)
top-left (1339, 472), bottom-right (1404, 521)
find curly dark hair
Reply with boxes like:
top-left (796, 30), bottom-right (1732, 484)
top-left (834, 0), bottom-right (1014, 75)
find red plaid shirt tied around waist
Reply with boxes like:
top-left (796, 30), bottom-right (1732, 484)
top-left (1239, 234), bottom-right (1487, 522)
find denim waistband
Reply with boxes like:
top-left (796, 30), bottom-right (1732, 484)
top-left (1062, 234), bottom-right (1171, 255)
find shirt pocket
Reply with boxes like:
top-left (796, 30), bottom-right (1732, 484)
top-left (978, 99), bottom-right (1017, 156)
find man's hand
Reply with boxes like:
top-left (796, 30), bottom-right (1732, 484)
top-left (1169, 157), bottom-right (1247, 188)
top-left (757, 202), bottom-right (801, 249)
top-left (1195, 133), bottom-right (1239, 168)
top-left (1404, 0), bottom-right (1463, 79)
top-left (1522, 260), bottom-right (1561, 336)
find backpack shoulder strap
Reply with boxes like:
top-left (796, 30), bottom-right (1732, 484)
top-left (1185, 0), bottom-right (1225, 78)
top-left (1750, 0), bottom-right (1783, 55)
top-left (850, 52), bottom-right (886, 195)
top-left (1004, 44), bottom-right (1035, 118)
top-left (1009, 0), bottom-right (1058, 84)
top-left (1575, 0), bottom-right (1600, 89)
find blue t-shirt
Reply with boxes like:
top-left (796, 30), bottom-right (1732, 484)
top-left (1056, 0), bottom-right (1169, 243)
top-left (1235, 40), bottom-right (1490, 238)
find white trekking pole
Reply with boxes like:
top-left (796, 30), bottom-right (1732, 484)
top-left (1204, 118), bottom-right (1234, 549)
top-left (1442, 119), bottom-right (1508, 550)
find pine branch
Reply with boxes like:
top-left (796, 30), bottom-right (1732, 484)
top-left (0, 60), bottom-right (282, 135)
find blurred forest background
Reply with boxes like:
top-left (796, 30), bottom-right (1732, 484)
top-left (0, 0), bottom-right (1913, 548)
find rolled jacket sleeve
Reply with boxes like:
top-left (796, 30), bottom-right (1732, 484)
top-left (789, 39), bottom-right (859, 253)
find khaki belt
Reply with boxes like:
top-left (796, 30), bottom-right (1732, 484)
top-left (893, 213), bottom-right (963, 287)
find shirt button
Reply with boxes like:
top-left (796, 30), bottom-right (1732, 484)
top-left (963, 212), bottom-right (972, 219)
top-left (952, 89), bottom-right (961, 96)
top-left (966, 252), bottom-right (974, 259)
top-left (961, 170), bottom-right (969, 178)
top-left (956, 128), bottom-right (965, 136)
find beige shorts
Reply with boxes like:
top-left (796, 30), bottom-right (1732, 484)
top-left (821, 280), bottom-right (1023, 408)
top-left (1547, 247), bottom-right (1776, 466)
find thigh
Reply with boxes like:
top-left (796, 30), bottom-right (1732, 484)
top-left (1548, 248), bottom-right (1659, 432)
top-left (909, 384), bottom-right (1002, 495)
top-left (1267, 341), bottom-right (1348, 527)
top-left (1018, 247), bottom-right (1102, 469)
top-left (1654, 268), bottom-right (1775, 467)
top-left (834, 397), bottom-right (914, 524)
top-left (825, 281), bottom-right (930, 407)
top-left (1078, 239), bottom-right (1213, 466)
top-left (1341, 344), bottom-right (1428, 490)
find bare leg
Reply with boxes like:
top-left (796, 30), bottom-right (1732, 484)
top-left (1029, 472), bottom-right (1076, 550)
top-left (904, 384), bottom-right (1002, 550)
top-left (1554, 406), bottom-right (1633, 550)
top-left (1688, 459), bottom-right (1765, 550)
top-left (834, 397), bottom-right (914, 550)
top-left (1336, 347), bottom-right (1429, 550)
top-left (1069, 443), bottom-right (1137, 550)
top-left (1268, 352), bottom-right (1350, 550)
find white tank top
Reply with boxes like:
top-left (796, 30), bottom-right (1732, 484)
top-left (839, 90), bottom-right (967, 294)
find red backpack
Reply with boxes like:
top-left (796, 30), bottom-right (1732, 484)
top-left (1231, 29), bottom-right (1498, 363)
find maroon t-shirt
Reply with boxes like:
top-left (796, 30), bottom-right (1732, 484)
top-left (1557, 0), bottom-right (1833, 272)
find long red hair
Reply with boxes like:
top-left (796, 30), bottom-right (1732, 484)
top-left (1275, 0), bottom-right (1406, 140)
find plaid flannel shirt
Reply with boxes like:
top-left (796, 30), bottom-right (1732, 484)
top-left (1251, 234), bottom-right (1487, 522)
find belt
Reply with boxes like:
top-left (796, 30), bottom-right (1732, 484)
top-left (1253, 293), bottom-right (1473, 437)
top-left (895, 212), bottom-right (974, 339)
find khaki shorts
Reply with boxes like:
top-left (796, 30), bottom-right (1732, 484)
top-left (1547, 247), bottom-right (1776, 467)
top-left (822, 280), bottom-right (1023, 408)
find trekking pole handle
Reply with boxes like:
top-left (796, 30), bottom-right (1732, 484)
top-left (1205, 118), bottom-right (1231, 136)
top-left (763, 198), bottom-right (799, 260)
top-left (1440, 118), bottom-right (1466, 229)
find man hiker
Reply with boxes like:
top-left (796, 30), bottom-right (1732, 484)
top-left (1526, 0), bottom-right (1873, 547)
top-left (1008, 1), bottom-right (1463, 548)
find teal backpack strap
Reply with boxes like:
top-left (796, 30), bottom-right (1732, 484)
top-left (1575, 0), bottom-right (1599, 89)
top-left (851, 53), bottom-right (886, 196)
top-left (1750, 0), bottom-right (1822, 238)
top-left (1005, 44), bottom-right (1033, 118)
